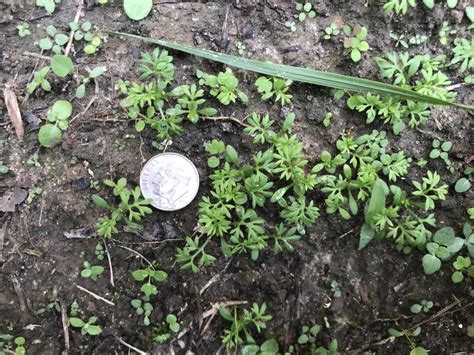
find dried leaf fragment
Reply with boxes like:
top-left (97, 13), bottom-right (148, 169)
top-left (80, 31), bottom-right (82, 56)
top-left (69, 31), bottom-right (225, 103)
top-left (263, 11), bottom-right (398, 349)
top-left (3, 87), bottom-right (24, 141)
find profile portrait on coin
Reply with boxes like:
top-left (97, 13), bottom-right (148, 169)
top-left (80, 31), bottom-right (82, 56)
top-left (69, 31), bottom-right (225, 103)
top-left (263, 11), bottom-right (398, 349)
top-left (151, 165), bottom-right (191, 207)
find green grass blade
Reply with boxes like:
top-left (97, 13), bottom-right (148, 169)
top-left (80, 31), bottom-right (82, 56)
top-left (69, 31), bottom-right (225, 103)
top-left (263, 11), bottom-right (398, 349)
top-left (106, 31), bottom-right (473, 110)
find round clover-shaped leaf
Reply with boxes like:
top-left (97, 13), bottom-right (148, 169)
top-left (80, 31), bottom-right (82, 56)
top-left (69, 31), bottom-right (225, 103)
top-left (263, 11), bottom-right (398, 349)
top-left (51, 55), bottom-right (73, 77)
top-left (51, 100), bottom-right (73, 120)
top-left (455, 178), bottom-right (471, 193)
top-left (38, 124), bottom-right (62, 148)
top-left (422, 254), bottom-right (441, 275)
top-left (124, 0), bottom-right (153, 21)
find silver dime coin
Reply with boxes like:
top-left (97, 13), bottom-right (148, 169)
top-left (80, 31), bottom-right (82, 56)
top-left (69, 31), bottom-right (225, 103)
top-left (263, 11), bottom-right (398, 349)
top-left (140, 153), bottom-right (200, 211)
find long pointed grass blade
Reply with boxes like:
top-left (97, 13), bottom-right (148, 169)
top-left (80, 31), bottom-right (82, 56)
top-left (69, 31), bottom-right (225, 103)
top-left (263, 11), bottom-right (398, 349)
top-left (106, 31), bottom-right (473, 110)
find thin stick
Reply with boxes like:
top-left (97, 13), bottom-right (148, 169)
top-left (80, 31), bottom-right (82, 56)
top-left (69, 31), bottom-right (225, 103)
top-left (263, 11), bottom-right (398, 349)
top-left (113, 336), bottom-right (149, 355)
top-left (64, 0), bottom-right (84, 57)
top-left (76, 285), bottom-right (115, 306)
top-left (202, 115), bottom-right (250, 128)
top-left (103, 240), bottom-right (115, 287)
top-left (200, 301), bottom-right (248, 337)
top-left (60, 301), bottom-right (70, 354)
top-left (22, 51), bottom-right (51, 61)
top-left (117, 244), bottom-right (154, 268)
top-left (11, 276), bottom-right (27, 311)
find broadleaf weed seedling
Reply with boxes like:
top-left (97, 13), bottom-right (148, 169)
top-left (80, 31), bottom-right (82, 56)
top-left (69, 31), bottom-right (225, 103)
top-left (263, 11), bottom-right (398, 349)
top-left (0, 334), bottom-right (26, 355)
top-left (255, 76), bottom-right (293, 106)
top-left (80, 261), bottom-right (104, 281)
top-left (69, 316), bottom-right (103, 336)
top-left (152, 314), bottom-right (180, 344)
top-left (438, 21), bottom-right (456, 45)
top-left (429, 139), bottom-right (454, 172)
top-left (349, 52), bottom-right (454, 134)
top-left (37, 25), bottom-right (69, 54)
top-left (323, 22), bottom-right (340, 40)
top-left (383, 0), bottom-right (416, 15)
top-left (197, 68), bottom-right (249, 105)
top-left (95, 243), bottom-right (105, 261)
top-left (75, 66), bottom-right (106, 98)
top-left (343, 24), bottom-right (369, 62)
top-left (16, 23), bottom-right (31, 37)
top-left (177, 113), bottom-right (319, 270)
top-left (38, 100), bottom-right (73, 148)
top-left (451, 38), bottom-right (474, 73)
top-left (35, 286), bottom-right (60, 315)
top-left (26, 187), bottom-right (43, 204)
top-left (410, 300), bottom-right (433, 314)
top-left (92, 178), bottom-right (152, 238)
top-left (27, 66), bottom-right (51, 94)
top-left (219, 303), bottom-right (272, 350)
top-left (235, 40), bottom-right (246, 56)
top-left (36, 0), bottom-right (58, 14)
top-left (131, 298), bottom-right (153, 326)
top-left (132, 267), bottom-right (168, 299)
top-left (284, 21), bottom-right (297, 32)
top-left (297, 324), bottom-right (339, 354)
top-left (295, 2), bottom-right (316, 22)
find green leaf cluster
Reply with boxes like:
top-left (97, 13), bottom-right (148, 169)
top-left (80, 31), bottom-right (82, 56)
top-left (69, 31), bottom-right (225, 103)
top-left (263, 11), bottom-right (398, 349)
top-left (197, 68), bottom-right (248, 105)
top-left (220, 303), bottom-right (272, 350)
top-left (92, 178), bottom-right (152, 238)
top-left (69, 316), bottom-right (102, 336)
top-left (255, 76), bottom-right (293, 106)
top-left (343, 25), bottom-right (369, 62)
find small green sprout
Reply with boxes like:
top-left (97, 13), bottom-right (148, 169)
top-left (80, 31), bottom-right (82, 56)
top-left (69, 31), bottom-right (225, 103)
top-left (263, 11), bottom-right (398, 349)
top-left (38, 100), bottom-right (73, 148)
top-left (131, 298), bottom-right (153, 326)
top-left (220, 303), bottom-right (272, 349)
top-left (331, 280), bottom-right (341, 298)
top-left (95, 243), bottom-right (105, 261)
top-left (323, 112), bottom-right (333, 127)
top-left (295, 2), bottom-right (316, 22)
top-left (284, 21), bottom-right (296, 32)
top-left (323, 22), bottom-right (340, 40)
top-left (439, 21), bottom-right (456, 45)
top-left (410, 300), bottom-right (433, 314)
top-left (343, 25), bottom-right (369, 62)
top-left (235, 40), bottom-right (246, 56)
top-left (26, 187), bottom-right (43, 204)
top-left (451, 38), bottom-right (474, 73)
top-left (76, 66), bottom-right (106, 98)
top-left (197, 68), bottom-right (248, 105)
top-left (69, 316), bottom-right (103, 336)
top-left (451, 256), bottom-right (473, 283)
top-left (409, 34), bottom-right (427, 46)
top-left (16, 23), bottom-right (31, 37)
top-left (80, 261), bottom-right (104, 281)
top-left (429, 139), bottom-right (453, 172)
top-left (255, 76), bottom-right (293, 106)
top-left (389, 33), bottom-right (408, 48)
top-left (27, 66), bottom-right (51, 94)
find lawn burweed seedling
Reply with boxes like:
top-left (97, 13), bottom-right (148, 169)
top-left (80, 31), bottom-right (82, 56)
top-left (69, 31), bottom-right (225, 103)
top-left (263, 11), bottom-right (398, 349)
top-left (151, 314), bottom-right (180, 343)
top-left (0, 334), bottom-right (26, 355)
top-left (284, 21), bottom-right (297, 32)
top-left (241, 339), bottom-right (280, 354)
top-left (410, 300), bottom-right (433, 314)
top-left (0, 162), bottom-right (9, 177)
top-left (69, 316), bottom-right (103, 336)
top-left (409, 34), bottom-right (427, 46)
top-left (75, 66), bottom-right (106, 98)
top-left (36, 0), bottom-right (57, 14)
top-left (95, 243), bottom-right (105, 260)
top-left (255, 76), bottom-right (293, 106)
top-left (295, 2), bottom-right (316, 22)
top-left (197, 68), bottom-right (248, 105)
top-left (92, 178), bottom-right (152, 238)
top-left (349, 52), bottom-right (454, 134)
top-left (454, 178), bottom-right (471, 193)
top-left (297, 324), bottom-right (339, 354)
top-left (323, 112), bottom-right (333, 127)
top-left (36, 286), bottom-right (60, 315)
top-left (220, 303), bottom-right (272, 350)
top-left (27, 66), bottom-right (51, 94)
top-left (235, 40), bottom-right (246, 56)
top-left (439, 21), bottom-right (456, 45)
top-left (389, 33), bottom-right (409, 48)
top-left (38, 100), bottom-right (73, 148)
top-left (26, 153), bottom-right (41, 167)
top-left (451, 38), bottom-right (474, 73)
top-left (26, 187), bottom-right (42, 204)
top-left (70, 301), bottom-right (79, 317)
top-left (343, 24), bottom-right (369, 62)
top-left (429, 139), bottom-right (454, 172)
top-left (80, 261), bottom-right (104, 281)
top-left (131, 298), bottom-right (153, 326)
top-left (331, 280), bottom-right (341, 298)
top-left (37, 25), bottom-right (68, 53)
top-left (178, 113), bottom-right (320, 270)
top-left (132, 267), bottom-right (168, 299)
top-left (383, 0), bottom-right (416, 15)
top-left (16, 23), bottom-right (31, 37)
top-left (323, 22), bottom-right (340, 40)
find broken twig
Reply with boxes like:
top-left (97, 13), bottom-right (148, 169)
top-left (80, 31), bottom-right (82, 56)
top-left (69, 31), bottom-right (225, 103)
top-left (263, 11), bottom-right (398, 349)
top-left (76, 285), bottom-right (115, 306)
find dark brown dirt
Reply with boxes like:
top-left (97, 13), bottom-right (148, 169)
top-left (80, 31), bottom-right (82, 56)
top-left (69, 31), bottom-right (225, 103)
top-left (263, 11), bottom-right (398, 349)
top-left (0, 1), bottom-right (473, 354)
